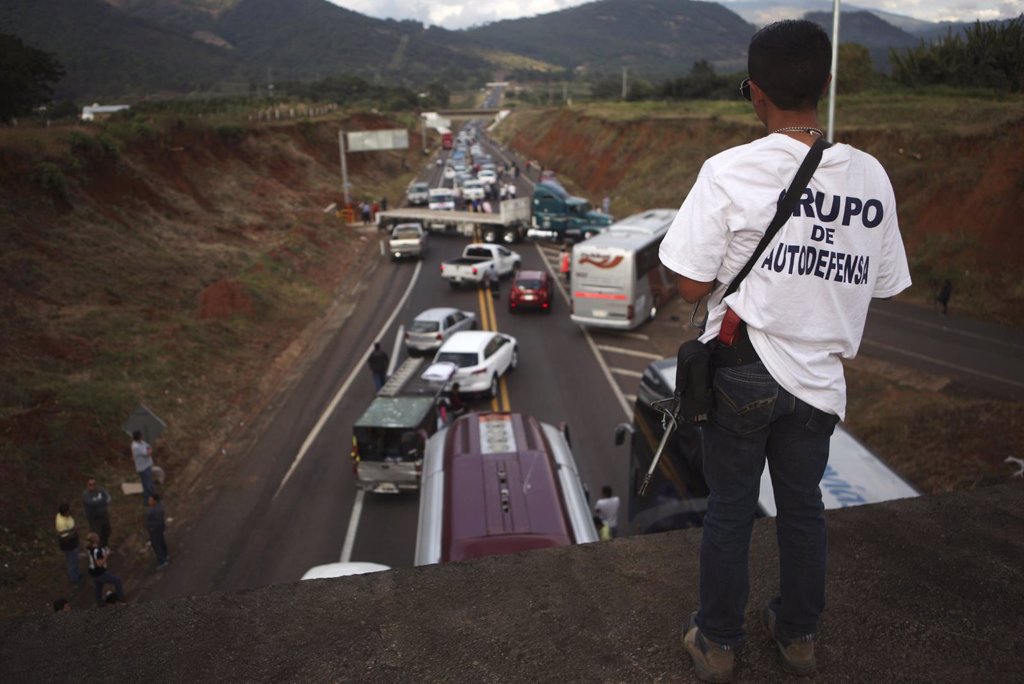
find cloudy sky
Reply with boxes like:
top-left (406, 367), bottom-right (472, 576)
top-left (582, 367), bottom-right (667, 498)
top-left (330, 0), bottom-right (1024, 30)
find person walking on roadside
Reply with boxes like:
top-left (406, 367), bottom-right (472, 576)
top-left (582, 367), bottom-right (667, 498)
top-left (559, 245), bottom-right (571, 285)
top-left (368, 342), bottom-right (389, 392)
top-left (131, 430), bottom-right (156, 504)
top-left (659, 20), bottom-right (911, 682)
top-left (145, 494), bottom-right (170, 570)
top-left (82, 478), bottom-right (112, 547)
top-left (936, 278), bottom-right (952, 315)
top-left (55, 503), bottom-right (82, 586)
top-left (86, 532), bottom-right (124, 607)
top-left (593, 486), bottom-right (620, 538)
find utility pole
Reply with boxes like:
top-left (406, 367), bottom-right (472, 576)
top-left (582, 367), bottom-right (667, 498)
top-left (622, 67), bottom-right (628, 100)
top-left (420, 114), bottom-right (427, 154)
top-left (338, 131), bottom-right (350, 206)
top-left (827, 0), bottom-right (841, 142)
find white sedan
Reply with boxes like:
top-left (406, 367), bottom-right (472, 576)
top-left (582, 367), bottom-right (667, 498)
top-left (432, 331), bottom-right (518, 398)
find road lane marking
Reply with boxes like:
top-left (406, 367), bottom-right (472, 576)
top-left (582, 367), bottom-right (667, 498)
top-left (617, 331), bottom-right (650, 341)
top-left (388, 325), bottom-right (404, 374)
top-left (272, 259), bottom-right (423, 500)
top-left (596, 344), bottom-right (663, 360)
top-left (861, 338), bottom-right (1024, 390)
top-left (339, 488), bottom-right (365, 562)
top-left (610, 367), bottom-right (644, 378)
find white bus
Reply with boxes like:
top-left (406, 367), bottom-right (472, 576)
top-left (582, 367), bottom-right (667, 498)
top-left (616, 357), bottom-right (920, 535)
top-left (569, 209), bottom-right (677, 330)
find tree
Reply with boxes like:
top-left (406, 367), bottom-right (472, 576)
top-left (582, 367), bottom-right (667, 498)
top-left (0, 33), bottom-right (65, 123)
top-left (890, 15), bottom-right (1024, 92)
top-left (837, 43), bottom-right (874, 93)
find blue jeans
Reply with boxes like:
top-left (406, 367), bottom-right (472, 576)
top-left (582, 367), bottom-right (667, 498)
top-left (138, 467), bottom-right (156, 504)
top-left (149, 526), bottom-right (169, 565)
top-left (695, 361), bottom-right (838, 646)
top-left (372, 372), bottom-right (386, 391)
top-left (92, 571), bottom-right (124, 606)
top-left (64, 547), bottom-right (81, 584)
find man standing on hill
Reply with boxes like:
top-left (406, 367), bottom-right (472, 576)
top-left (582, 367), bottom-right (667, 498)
top-left (659, 20), bottom-right (911, 681)
top-left (131, 430), bottom-right (156, 504)
top-left (145, 494), bottom-right (170, 570)
top-left (82, 478), bottom-right (112, 548)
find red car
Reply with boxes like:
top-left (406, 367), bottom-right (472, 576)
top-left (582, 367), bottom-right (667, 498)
top-left (509, 270), bottom-right (553, 313)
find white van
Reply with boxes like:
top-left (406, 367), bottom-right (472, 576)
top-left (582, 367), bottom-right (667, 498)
top-left (428, 187), bottom-right (455, 211)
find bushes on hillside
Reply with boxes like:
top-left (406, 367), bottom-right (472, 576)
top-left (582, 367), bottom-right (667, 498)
top-left (891, 16), bottom-right (1024, 92)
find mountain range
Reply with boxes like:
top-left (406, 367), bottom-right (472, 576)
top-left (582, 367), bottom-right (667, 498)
top-left (0, 0), bottom-right (993, 100)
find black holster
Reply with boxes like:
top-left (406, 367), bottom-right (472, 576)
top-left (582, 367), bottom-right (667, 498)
top-left (675, 339), bottom-right (715, 424)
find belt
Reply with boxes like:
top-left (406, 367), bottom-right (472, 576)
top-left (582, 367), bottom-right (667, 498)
top-left (712, 323), bottom-right (760, 368)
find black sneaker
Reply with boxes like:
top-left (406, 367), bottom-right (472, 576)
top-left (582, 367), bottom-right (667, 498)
top-left (763, 603), bottom-right (816, 676)
top-left (682, 612), bottom-right (734, 683)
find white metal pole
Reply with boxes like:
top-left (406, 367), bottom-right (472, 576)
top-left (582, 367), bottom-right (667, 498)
top-left (338, 130), bottom-right (350, 206)
top-left (827, 0), bottom-right (841, 142)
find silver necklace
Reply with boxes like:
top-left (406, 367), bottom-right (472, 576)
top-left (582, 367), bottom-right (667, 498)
top-left (771, 126), bottom-right (824, 137)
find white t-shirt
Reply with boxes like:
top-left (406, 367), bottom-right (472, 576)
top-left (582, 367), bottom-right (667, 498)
top-left (594, 496), bottom-right (620, 528)
top-left (660, 135), bottom-right (911, 419)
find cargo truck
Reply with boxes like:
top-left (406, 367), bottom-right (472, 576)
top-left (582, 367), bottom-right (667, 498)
top-left (527, 181), bottom-right (614, 243)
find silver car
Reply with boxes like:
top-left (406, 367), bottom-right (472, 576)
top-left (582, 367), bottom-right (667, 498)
top-left (405, 307), bottom-right (478, 354)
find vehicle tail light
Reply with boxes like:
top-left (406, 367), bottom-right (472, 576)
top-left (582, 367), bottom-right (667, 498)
top-left (435, 333), bottom-right (443, 341)
top-left (472, 267), bottom-right (477, 275)
top-left (627, 305), bottom-right (634, 320)
top-left (440, 264), bottom-right (445, 272)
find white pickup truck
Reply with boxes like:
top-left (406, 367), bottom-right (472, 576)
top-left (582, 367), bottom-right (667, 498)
top-left (388, 222), bottom-right (426, 260)
top-left (440, 243), bottom-right (521, 288)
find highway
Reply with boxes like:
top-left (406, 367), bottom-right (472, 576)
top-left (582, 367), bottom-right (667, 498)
top-left (140, 100), bottom-right (1024, 602)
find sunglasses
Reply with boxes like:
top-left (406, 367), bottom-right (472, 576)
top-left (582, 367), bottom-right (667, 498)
top-left (740, 78), bottom-right (752, 101)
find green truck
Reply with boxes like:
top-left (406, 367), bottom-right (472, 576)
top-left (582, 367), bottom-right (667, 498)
top-left (527, 181), bottom-right (613, 243)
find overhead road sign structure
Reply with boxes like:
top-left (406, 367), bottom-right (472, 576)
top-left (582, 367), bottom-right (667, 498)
top-left (339, 128), bottom-right (409, 205)
top-left (347, 129), bottom-right (409, 152)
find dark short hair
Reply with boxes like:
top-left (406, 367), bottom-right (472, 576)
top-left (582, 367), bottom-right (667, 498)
top-left (132, 430), bottom-right (142, 441)
top-left (53, 598), bottom-right (69, 612)
top-left (58, 503), bottom-right (70, 516)
top-left (602, 485), bottom-right (613, 497)
top-left (748, 20), bottom-right (831, 110)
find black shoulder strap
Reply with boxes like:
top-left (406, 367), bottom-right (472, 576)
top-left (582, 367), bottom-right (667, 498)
top-left (723, 137), bottom-right (832, 300)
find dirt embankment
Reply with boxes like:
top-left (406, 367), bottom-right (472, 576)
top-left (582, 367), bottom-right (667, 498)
top-left (496, 107), bottom-right (1024, 325)
top-left (0, 113), bottom-right (418, 618)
